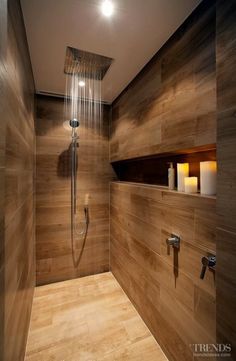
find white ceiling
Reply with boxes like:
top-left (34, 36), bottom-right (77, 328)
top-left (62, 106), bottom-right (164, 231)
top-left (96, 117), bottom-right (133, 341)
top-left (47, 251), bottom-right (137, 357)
top-left (21, 0), bottom-right (202, 103)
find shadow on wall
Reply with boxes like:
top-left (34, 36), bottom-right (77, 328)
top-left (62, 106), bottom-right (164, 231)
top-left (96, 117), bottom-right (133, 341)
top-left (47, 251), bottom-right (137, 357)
top-left (57, 143), bottom-right (78, 178)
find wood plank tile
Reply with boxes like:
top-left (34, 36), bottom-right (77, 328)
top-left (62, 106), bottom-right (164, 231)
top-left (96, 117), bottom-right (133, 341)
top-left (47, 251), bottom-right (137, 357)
top-left (35, 96), bottom-right (116, 285)
top-left (216, 1), bottom-right (236, 359)
top-left (110, 2), bottom-right (216, 162)
top-left (110, 181), bottom-right (216, 361)
top-left (25, 272), bottom-right (168, 361)
top-left (0, 1), bottom-right (35, 360)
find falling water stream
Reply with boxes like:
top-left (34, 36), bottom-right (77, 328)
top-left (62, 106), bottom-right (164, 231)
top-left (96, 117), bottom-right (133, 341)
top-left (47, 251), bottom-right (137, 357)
top-left (64, 52), bottom-right (103, 268)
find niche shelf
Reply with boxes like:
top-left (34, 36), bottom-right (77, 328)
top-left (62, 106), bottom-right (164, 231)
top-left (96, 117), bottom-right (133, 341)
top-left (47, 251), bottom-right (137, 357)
top-left (111, 145), bottom-right (216, 193)
top-left (113, 181), bottom-right (216, 200)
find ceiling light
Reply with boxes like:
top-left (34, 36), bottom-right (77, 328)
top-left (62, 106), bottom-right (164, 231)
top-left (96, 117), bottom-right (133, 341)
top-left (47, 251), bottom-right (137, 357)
top-left (101, 0), bottom-right (114, 17)
top-left (78, 80), bottom-right (85, 87)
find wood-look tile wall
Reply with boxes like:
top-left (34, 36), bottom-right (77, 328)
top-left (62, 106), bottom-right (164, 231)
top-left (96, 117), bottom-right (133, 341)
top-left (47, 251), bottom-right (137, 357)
top-left (110, 182), bottom-right (216, 361)
top-left (110, 1), bottom-right (216, 162)
top-left (216, 0), bottom-right (236, 359)
top-left (0, 0), bottom-right (35, 360)
top-left (36, 96), bottom-right (115, 285)
top-left (0, 0), bottom-right (7, 356)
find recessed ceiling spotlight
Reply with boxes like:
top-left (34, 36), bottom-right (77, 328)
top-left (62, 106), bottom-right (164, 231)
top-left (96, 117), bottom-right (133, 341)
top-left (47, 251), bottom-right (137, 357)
top-left (78, 80), bottom-right (85, 87)
top-left (101, 0), bottom-right (114, 17)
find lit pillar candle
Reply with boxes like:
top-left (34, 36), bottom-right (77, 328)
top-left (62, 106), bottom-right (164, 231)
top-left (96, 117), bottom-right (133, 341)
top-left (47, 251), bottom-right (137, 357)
top-left (184, 177), bottom-right (198, 194)
top-left (200, 161), bottom-right (217, 195)
top-left (177, 163), bottom-right (189, 192)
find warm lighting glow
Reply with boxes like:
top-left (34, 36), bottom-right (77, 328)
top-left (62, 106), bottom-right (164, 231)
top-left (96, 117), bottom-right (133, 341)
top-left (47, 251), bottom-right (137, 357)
top-left (84, 193), bottom-right (90, 206)
top-left (184, 177), bottom-right (198, 194)
top-left (200, 161), bottom-right (217, 195)
top-left (78, 80), bottom-right (85, 87)
top-left (177, 163), bottom-right (189, 192)
top-left (62, 120), bottom-right (71, 131)
top-left (101, 0), bottom-right (114, 17)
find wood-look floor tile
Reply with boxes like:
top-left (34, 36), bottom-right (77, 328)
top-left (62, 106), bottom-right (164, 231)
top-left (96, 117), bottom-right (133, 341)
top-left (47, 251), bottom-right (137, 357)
top-left (25, 272), bottom-right (168, 361)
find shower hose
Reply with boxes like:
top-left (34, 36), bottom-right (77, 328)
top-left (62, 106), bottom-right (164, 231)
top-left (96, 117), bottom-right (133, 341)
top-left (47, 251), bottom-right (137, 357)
top-left (71, 131), bottom-right (89, 266)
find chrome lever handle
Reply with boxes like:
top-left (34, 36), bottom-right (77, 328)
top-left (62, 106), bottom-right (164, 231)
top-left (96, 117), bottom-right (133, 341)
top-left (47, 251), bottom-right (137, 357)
top-left (166, 234), bottom-right (180, 249)
top-left (200, 255), bottom-right (216, 279)
top-left (200, 264), bottom-right (207, 279)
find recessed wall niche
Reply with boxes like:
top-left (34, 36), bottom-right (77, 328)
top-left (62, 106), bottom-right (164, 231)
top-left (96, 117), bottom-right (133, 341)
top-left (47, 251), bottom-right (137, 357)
top-left (112, 147), bottom-right (216, 189)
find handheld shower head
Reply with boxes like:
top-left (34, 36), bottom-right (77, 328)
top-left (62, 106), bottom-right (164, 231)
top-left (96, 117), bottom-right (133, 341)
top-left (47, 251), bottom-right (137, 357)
top-left (69, 118), bottom-right (80, 128)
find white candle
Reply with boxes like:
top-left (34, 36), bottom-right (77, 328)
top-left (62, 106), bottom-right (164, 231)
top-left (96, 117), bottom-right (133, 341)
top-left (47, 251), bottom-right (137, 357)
top-left (184, 177), bottom-right (198, 194)
top-left (177, 163), bottom-right (189, 192)
top-left (200, 161), bottom-right (217, 195)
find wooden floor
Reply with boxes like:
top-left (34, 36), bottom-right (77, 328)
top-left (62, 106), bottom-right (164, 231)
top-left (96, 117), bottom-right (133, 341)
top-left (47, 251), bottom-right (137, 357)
top-left (25, 272), bottom-right (168, 361)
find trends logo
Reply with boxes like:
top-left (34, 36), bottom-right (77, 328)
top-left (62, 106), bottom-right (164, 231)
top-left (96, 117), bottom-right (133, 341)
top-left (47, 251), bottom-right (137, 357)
top-left (190, 343), bottom-right (231, 357)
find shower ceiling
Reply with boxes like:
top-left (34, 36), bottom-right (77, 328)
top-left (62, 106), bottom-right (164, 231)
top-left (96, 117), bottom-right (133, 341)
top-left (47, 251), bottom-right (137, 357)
top-left (21, 0), bottom-right (202, 103)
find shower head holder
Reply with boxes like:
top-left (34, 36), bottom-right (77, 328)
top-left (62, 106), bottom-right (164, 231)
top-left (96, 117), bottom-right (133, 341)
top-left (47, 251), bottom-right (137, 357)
top-left (69, 118), bottom-right (80, 128)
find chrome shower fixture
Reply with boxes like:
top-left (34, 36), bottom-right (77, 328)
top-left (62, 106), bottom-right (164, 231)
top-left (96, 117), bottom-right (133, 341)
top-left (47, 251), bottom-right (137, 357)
top-left (69, 118), bottom-right (80, 128)
top-left (64, 46), bottom-right (113, 80)
top-left (64, 46), bottom-right (111, 268)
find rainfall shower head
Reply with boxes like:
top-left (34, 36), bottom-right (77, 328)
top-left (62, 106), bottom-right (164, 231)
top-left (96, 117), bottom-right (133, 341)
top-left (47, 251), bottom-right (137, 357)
top-left (64, 46), bottom-right (113, 80)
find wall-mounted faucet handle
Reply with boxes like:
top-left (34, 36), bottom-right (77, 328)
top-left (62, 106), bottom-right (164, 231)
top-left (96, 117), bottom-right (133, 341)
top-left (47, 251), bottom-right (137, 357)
top-left (200, 255), bottom-right (216, 279)
top-left (200, 257), bottom-right (208, 279)
top-left (166, 234), bottom-right (180, 249)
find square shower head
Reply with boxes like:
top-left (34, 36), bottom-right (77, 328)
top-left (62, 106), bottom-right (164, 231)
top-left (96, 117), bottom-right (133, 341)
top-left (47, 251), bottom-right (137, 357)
top-left (64, 46), bottom-right (113, 80)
